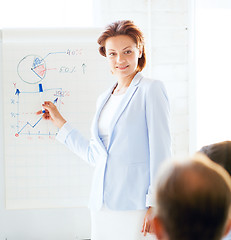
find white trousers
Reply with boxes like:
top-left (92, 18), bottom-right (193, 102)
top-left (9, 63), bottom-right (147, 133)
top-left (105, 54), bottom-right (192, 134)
top-left (91, 205), bottom-right (156, 240)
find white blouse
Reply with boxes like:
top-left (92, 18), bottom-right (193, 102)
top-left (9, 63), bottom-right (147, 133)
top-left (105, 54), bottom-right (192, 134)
top-left (98, 93), bottom-right (124, 148)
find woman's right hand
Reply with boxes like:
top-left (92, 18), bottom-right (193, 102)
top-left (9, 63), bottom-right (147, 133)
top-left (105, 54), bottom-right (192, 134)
top-left (36, 101), bottom-right (67, 129)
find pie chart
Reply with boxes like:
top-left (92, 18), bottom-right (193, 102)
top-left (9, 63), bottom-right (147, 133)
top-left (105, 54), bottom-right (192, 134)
top-left (17, 54), bottom-right (46, 84)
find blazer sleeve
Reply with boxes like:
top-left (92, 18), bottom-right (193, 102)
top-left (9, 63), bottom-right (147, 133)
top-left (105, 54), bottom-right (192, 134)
top-left (55, 94), bottom-right (106, 167)
top-left (56, 122), bottom-right (97, 166)
top-left (145, 80), bottom-right (172, 207)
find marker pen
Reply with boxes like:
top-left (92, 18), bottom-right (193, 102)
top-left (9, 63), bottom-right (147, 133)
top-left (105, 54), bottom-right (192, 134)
top-left (38, 83), bottom-right (46, 113)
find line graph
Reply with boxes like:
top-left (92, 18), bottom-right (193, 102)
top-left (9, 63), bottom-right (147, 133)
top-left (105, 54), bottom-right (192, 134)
top-left (15, 97), bottom-right (59, 137)
top-left (15, 117), bottom-right (43, 137)
top-left (14, 84), bottom-right (61, 137)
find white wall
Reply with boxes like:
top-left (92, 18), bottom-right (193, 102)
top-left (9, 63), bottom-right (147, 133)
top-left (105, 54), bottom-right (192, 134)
top-left (194, 0), bottom-right (231, 149)
top-left (94, 0), bottom-right (189, 157)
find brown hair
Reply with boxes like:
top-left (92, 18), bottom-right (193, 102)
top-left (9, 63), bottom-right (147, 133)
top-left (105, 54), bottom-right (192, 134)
top-left (200, 141), bottom-right (231, 175)
top-left (155, 155), bottom-right (231, 240)
top-left (97, 20), bottom-right (146, 72)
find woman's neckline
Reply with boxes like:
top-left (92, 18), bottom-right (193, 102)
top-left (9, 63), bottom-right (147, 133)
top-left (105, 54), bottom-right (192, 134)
top-left (111, 92), bottom-right (125, 97)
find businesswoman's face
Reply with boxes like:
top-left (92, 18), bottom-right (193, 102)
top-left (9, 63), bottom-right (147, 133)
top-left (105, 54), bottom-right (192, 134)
top-left (105, 35), bottom-right (142, 81)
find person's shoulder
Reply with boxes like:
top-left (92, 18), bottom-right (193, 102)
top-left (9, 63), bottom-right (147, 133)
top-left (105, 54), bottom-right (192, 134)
top-left (140, 76), bottom-right (165, 90)
top-left (139, 76), bottom-right (168, 101)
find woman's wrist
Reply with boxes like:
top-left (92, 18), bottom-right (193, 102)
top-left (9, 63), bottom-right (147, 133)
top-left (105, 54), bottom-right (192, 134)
top-left (57, 119), bottom-right (67, 129)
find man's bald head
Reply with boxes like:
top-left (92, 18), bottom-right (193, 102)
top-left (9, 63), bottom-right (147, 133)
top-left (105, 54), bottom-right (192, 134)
top-left (155, 154), bottom-right (231, 240)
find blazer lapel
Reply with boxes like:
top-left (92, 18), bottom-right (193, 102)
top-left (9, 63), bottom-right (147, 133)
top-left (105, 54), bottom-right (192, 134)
top-left (107, 73), bottom-right (143, 149)
top-left (92, 83), bottom-right (116, 150)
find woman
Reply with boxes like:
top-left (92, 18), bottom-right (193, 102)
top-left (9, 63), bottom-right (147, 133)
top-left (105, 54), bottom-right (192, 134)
top-left (37, 20), bottom-right (171, 239)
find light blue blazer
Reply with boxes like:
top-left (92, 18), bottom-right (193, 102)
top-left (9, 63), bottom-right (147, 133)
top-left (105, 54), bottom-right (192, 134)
top-left (56, 72), bottom-right (171, 211)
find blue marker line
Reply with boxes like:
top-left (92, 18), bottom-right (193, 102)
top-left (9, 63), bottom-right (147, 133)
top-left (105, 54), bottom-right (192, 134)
top-left (16, 94), bottom-right (20, 132)
top-left (15, 89), bottom-right (20, 96)
top-left (54, 98), bottom-right (58, 104)
top-left (41, 52), bottom-right (66, 61)
top-left (39, 83), bottom-right (46, 113)
top-left (17, 117), bottom-right (43, 134)
top-left (15, 88), bottom-right (63, 95)
top-left (32, 57), bottom-right (42, 68)
top-left (31, 68), bottom-right (43, 79)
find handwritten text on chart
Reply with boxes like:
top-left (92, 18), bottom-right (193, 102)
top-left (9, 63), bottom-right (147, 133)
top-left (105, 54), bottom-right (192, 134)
top-left (66, 49), bottom-right (83, 56)
top-left (54, 90), bottom-right (70, 97)
top-left (59, 64), bottom-right (86, 74)
top-left (59, 66), bottom-right (76, 73)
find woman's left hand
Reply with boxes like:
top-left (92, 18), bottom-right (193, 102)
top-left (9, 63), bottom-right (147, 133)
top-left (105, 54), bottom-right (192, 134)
top-left (141, 207), bottom-right (156, 236)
